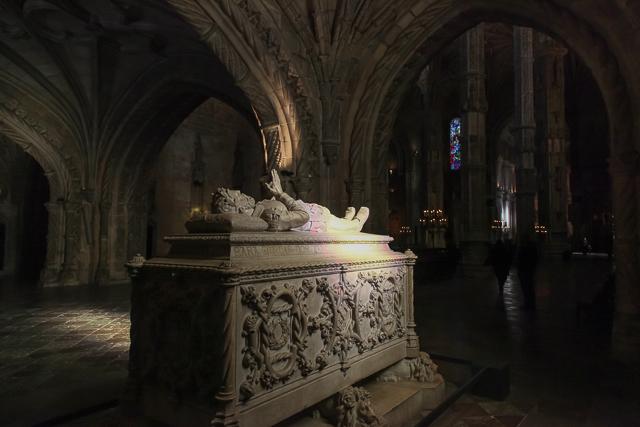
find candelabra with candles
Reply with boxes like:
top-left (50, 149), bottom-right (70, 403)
top-left (491, 220), bottom-right (510, 238)
top-left (535, 225), bottom-right (547, 234)
top-left (492, 220), bottom-right (506, 230)
top-left (399, 226), bottom-right (412, 234)
top-left (421, 209), bottom-right (447, 248)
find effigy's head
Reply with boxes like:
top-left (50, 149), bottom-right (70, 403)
top-left (212, 188), bottom-right (255, 214)
top-left (256, 199), bottom-right (294, 231)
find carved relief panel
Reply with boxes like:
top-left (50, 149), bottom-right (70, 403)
top-left (237, 267), bottom-right (407, 403)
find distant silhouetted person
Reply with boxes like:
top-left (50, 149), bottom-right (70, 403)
top-left (516, 234), bottom-right (538, 310)
top-left (582, 237), bottom-right (591, 255)
top-left (484, 240), bottom-right (511, 293)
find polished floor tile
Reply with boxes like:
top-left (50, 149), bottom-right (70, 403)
top-left (418, 255), bottom-right (640, 427)
top-left (0, 278), bottom-right (131, 426)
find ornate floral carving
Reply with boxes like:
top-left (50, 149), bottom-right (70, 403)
top-left (238, 267), bottom-right (408, 401)
top-left (239, 279), bottom-right (316, 400)
top-left (309, 277), bottom-right (364, 370)
top-left (309, 269), bottom-right (406, 372)
top-left (358, 268), bottom-right (406, 349)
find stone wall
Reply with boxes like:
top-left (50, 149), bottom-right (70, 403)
top-left (149, 97), bottom-right (264, 256)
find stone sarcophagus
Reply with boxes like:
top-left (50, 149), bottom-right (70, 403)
top-left (125, 231), bottom-right (420, 426)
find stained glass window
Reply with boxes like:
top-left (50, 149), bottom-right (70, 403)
top-left (450, 118), bottom-right (461, 170)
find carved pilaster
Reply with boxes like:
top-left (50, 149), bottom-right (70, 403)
top-left (404, 250), bottom-right (420, 358)
top-left (121, 254), bottom-right (146, 416)
top-left (40, 201), bottom-right (64, 285)
top-left (212, 285), bottom-right (239, 427)
top-left (514, 26), bottom-right (537, 239)
top-left (60, 201), bottom-right (81, 285)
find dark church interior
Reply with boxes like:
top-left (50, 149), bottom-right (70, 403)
top-left (0, 1), bottom-right (639, 426)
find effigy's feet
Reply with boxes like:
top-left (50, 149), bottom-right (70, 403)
top-left (354, 207), bottom-right (370, 231)
top-left (344, 207), bottom-right (356, 221)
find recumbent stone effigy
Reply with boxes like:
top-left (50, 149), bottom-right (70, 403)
top-left (124, 171), bottom-right (443, 427)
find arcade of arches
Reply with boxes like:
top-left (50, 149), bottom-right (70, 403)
top-left (0, 0), bottom-right (638, 363)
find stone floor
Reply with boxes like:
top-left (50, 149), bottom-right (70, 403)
top-left (1, 253), bottom-right (639, 426)
top-left (414, 253), bottom-right (640, 427)
top-left (0, 279), bottom-right (131, 427)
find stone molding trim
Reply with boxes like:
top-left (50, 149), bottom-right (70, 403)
top-left (163, 233), bottom-right (394, 245)
top-left (140, 256), bottom-right (412, 284)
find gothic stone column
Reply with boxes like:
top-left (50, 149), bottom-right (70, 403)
top-left (535, 34), bottom-right (570, 254)
top-left (419, 63), bottom-right (445, 214)
top-left (345, 177), bottom-right (365, 210)
top-left (40, 201), bottom-right (65, 285)
top-left (96, 202), bottom-right (111, 283)
top-left (0, 204), bottom-right (18, 276)
top-left (127, 202), bottom-right (147, 262)
top-left (459, 24), bottom-right (490, 270)
top-left (368, 178), bottom-right (389, 235)
top-left (610, 151), bottom-right (640, 363)
top-left (60, 201), bottom-right (81, 286)
top-left (514, 27), bottom-right (537, 240)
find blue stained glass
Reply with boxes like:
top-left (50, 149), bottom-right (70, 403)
top-left (450, 118), bottom-right (461, 170)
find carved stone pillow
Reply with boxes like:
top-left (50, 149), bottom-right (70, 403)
top-left (185, 213), bottom-right (268, 233)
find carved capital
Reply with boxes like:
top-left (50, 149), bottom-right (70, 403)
top-left (294, 176), bottom-right (314, 201)
top-left (346, 178), bottom-right (365, 194)
top-left (322, 140), bottom-right (340, 165)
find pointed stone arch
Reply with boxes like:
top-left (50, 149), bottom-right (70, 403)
top-left (165, 0), bottom-right (321, 178)
top-left (0, 100), bottom-right (77, 201)
top-left (0, 89), bottom-right (85, 286)
top-left (346, 0), bottom-right (639, 361)
top-left (96, 50), bottom-right (276, 282)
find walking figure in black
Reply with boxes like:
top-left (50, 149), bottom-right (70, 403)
top-left (516, 234), bottom-right (538, 310)
top-left (484, 240), bottom-right (511, 293)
